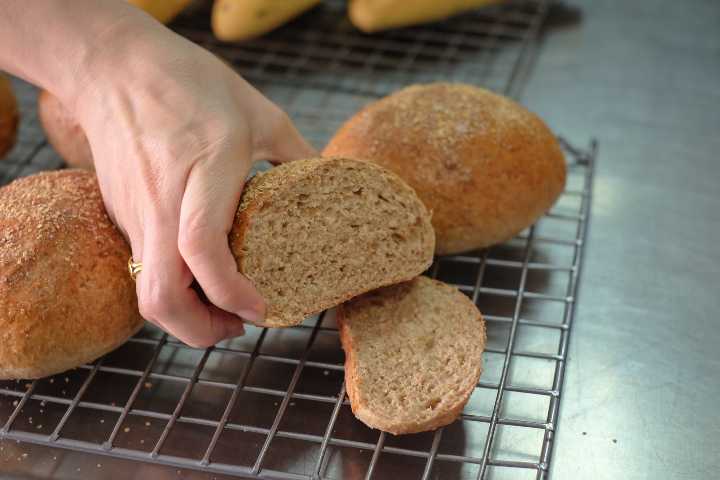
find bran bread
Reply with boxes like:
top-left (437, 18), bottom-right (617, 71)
top-left (323, 83), bottom-right (567, 255)
top-left (37, 90), bottom-right (93, 170)
top-left (0, 171), bottom-right (143, 379)
top-left (338, 276), bottom-right (486, 434)
top-left (230, 157), bottom-right (435, 328)
top-left (0, 74), bottom-right (19, 159)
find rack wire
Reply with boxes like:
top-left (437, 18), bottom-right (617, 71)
top-left (0, 1), bottom-right (596, 478)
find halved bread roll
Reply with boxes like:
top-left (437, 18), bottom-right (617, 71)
top-left (339, 276), bottom-right (486, 434)
top-left (0, 74), bottom-right (18, 159)
top-left (231, 157), bottom-right (435, 327)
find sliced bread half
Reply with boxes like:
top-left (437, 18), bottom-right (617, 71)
top-left (338, 276), bottom-right (486, 434)
top-left (230, 157), bottom-right (435, 328)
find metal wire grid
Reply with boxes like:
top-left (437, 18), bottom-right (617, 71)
top-left (175, 0), bottom-right (546, 101)
top-left (0, 0), bottom-right (547, 181)
top-left (0, 140), bottom-right (595, 479)
top-left (0, 1), bottom-right (597, 478)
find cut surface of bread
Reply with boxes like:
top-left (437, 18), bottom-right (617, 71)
top-left (230, 157), bottom-right (435, 328)
top-left (339, 276), bottom-right (486, 434)
top-left (0, 171), bottom-right (143, 379)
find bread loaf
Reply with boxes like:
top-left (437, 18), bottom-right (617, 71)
top-left (212, 0), bottom-right (321, 41)
top-left (126, 0), bottom-right (192, 24)
top-left (349, 0), bottom-right (500, 32)
top-left (0, 74), bottom-right (19, 159)
top-left (37, 90), bottom-right (93, 170)
top-left (339, 276), bottom-right (486, 434)
top-left (230, 157), bottom-right (435, 327)
top-left (324, 83), bottom-right (566, 255)
top-left (0, 171), bottom-right (143, 380)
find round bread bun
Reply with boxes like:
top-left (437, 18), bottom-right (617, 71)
top-left (38, 90), bottom-right (93, 170)
top-left (0, 170), bottom-right (143, 379)
top-left (323, 83), bottom-right (567, 255)
top-left (0, 74), bottom-right (19, 159)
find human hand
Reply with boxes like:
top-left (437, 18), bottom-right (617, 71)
top-left (69, 14), bottom-right (315, 347)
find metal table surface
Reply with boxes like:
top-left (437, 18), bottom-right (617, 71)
top-left (522, 1), bottom-right (720, 479)
top-left (1, 0), bottom-right (719, 479)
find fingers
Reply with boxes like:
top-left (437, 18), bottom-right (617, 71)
top-left (178, 150), bottom-right (266, 325)
top-left (136, 219), bottom-right (246, 348)
top-left (252, 104), bottom-right (317, 165)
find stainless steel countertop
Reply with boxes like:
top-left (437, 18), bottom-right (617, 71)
top-left (522, 1), bottom-right (720, 478)
top-left (2, 1), bottom-right (719, 478)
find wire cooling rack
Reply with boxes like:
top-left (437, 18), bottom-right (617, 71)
top-left (0, 1), bottom-right (596, 479)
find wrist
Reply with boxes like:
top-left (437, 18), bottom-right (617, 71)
top-left (61, 5), bottom-right (164, 120)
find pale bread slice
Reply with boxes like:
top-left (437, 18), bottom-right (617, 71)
top-left (338, 276), bottom-right (486, 434)
top-left (230, 157), bottom-right (435, 328)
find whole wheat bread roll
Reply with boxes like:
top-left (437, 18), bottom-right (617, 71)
top-left (324, 83), bottom-right (567, 255)
top-left (0, 171), bottom-right (143, 380)
top-left (339, 276), bottom-right (486, 434)
top-left (231, 157), bottom-right (435, 327)
top-left (0, 74), bottom-right (19, 159)
top-left (37, 90), bottom-right (93, 170)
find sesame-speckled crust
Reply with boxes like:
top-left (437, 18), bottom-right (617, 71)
top-left (0, 171), bottom-right (143, 379)
top-left (324, 83), bottom-right (567, 255)
top-left (37, 90), bottom-right (93, 170)
top-left (0, 74), bottom-right (19, 159)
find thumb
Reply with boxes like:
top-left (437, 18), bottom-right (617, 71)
top-left (252, 106), bottom-right (317, 165)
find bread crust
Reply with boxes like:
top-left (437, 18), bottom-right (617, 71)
top-left (230, 157), bottom-right (435, 328)
top-left (349, 0), bottom-right (500, 32)
top-left (37, 90), bottom-right (93, 170)
top-left (338, 277), bottom-right (486, 435)
top-left (0, 171), bottom-right (143, 379)
top-left (127, 0), bottom-right (192, 24)
top-left (0, 74), bottom-right (19, 159)
top-left (324, 83), bottom-right (566, 255)
top-left (212, 0), bottom-right (321, 42)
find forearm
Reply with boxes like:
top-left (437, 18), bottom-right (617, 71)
top-left (0, 0), bottom-right (159, 109)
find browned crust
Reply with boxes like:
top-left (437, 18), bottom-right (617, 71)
top-left (323, 83), bottom-right (566, 255)
top-left (37, 90), bottom-right (93, 170)
top-left (0, 171), bottom-right (143, 380)
top-left (230, 157), bottom-right (434, 328)
top-left (338, 277), bottom-right (487, 435)
top-left (0, 74), bottom-right (19, 159)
